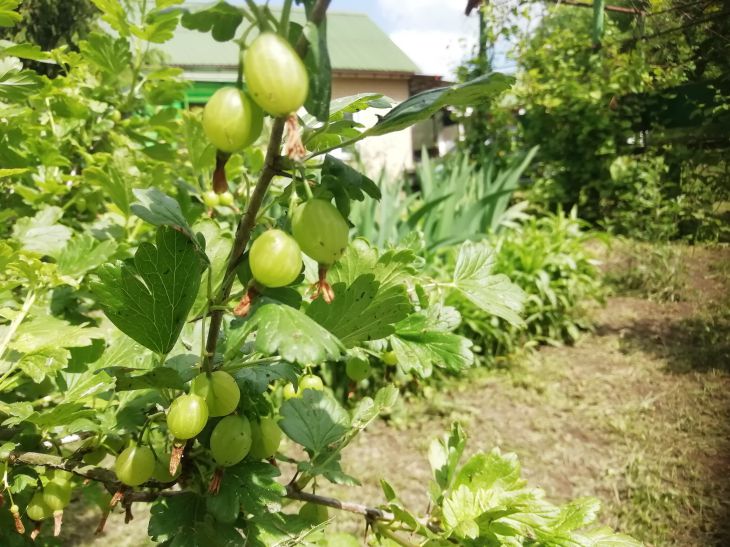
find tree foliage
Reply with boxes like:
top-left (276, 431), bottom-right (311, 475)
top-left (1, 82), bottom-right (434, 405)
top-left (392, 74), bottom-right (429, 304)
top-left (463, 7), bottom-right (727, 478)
top-left (460, 1), bottom-right (729, 240)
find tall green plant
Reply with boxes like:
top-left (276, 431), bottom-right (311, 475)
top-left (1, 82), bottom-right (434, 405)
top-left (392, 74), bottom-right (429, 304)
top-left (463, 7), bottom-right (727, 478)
top-left (351, 147), bottom-right (537, 250)
top-left (454, 207), bottom-right (605, 365)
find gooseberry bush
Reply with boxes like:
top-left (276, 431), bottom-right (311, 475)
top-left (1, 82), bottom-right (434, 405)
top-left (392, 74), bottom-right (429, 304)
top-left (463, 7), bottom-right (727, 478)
top-left (0, 0), bottom-right (639, 545)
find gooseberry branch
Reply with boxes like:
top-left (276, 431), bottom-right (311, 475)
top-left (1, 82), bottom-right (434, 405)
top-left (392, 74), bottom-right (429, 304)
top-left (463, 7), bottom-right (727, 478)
top-left (203, 0), bottom-right (332, 370)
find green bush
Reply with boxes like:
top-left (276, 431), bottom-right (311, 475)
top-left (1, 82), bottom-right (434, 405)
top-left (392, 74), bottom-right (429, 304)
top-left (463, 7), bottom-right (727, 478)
top-left (351, 147), bottom-right (537, 251)
top-left (454, 207), bottom-right (605, 366)
top-left (468, 6), bottom-right (729, 242)
top-left (601, 155), bottom-right (679, 241)
top-left (604, 239), bottom-right (687, 302)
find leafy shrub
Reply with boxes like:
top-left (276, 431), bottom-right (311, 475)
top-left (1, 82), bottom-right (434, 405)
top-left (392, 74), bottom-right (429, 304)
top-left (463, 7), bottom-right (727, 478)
top-left (454, 207), bottom-right (605, 365)
top-left (0, 2), bottom-right (639, 544)
top-left (604, 239), bottom-right (687, 302)
top-left (468, 6), bottom-right (730, 242)
top-left (377, 423), bottom-right (641, 546)
top-left (601, 155), bottom-right (679, 241)
top-left (351, 147), bottom-right (537, 251)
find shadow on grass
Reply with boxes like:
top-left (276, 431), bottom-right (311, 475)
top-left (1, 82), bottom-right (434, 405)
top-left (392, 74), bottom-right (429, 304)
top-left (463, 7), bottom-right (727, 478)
top-left (597, 302), bottom-right (730, 374)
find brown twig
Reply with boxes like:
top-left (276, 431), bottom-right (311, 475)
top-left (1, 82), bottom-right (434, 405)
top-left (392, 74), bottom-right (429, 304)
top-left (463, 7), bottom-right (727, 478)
top-left (3, 450), bottom-right (400, 523)
top-left (284, 483), bottom-right (394, 521)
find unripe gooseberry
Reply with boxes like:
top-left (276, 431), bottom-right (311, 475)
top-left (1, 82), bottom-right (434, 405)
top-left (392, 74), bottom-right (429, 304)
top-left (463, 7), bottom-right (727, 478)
top-left (291, 199), bottom-right (349, 266)
top-left (249, 417), bottom-right (283, 460)
top-left (249, 229), bottom-right (302, 288)
top-left (244, 32), bottom-right (309, 116)
top-left (114, 445), bottom-right (155, 487)
top-left (202, 87), bottom-right (263, 152)
top-left (26, 492), bottom-right (52, 521)
top-left (210, 415), bottom-right (252, 467)
top-left (167, 394), bottom-right (209, 440)
top-left (190, 370), bottom-right (240, 417)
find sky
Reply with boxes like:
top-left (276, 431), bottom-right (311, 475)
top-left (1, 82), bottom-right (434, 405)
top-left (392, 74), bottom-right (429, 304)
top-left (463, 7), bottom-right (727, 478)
top-left (212, 0), bottom-right (504, 78)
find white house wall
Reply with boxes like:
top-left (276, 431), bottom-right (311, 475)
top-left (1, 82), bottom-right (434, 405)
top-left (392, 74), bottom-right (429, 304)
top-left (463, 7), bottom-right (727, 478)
top-left (331, 77), bottom-right (414, 180)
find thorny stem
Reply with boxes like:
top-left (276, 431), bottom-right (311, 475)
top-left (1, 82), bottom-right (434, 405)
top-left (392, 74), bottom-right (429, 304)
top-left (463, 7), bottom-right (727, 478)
top-left (202, 0), bottom-right (332, 369)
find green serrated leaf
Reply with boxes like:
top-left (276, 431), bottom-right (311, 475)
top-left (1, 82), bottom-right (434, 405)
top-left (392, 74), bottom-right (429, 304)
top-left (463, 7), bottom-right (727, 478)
top-left (429, 422), bottom-right (466, 505)
top-left (190, 219), bottom-right (232, 318)
top-left (182, 110), bottom-right (215, 177)
top-left (131, 188), bottom-right (194, 237)
top-left (307, 274), bottom-right (411, 347)
top-left (181, 1), bottom-right (244, 42)
top-left (304, 452), bottom-right (360, 485)
top-left (80, 32), bottom-right (131, 77)
top-left (328, 93), bottom-right (391, 117)
top-left (279, 389), bottom-right (349, 454)
top-left (553, 497), bottom-right (602, 533)
top-left (90, 332), bottom-right (154, 373)
top-left (365, 73), bottom-right (514, 137)
top-left (84, 163), bottom-right (133, 217)
top-left (390, 313), bottom-right (474, 376)
top-left (302, 20), bottom-right (331, 121)
top-left (61, 371), bottom-right (116, 402)
top-left (133, 8), bottom-right (181, 43)
top-left (90, 0), bottom-right (129, 36)
top-left (9, 315), bottom-right (102, 384)
top-left (0, 1), bottom-right (21, 27)
top-left (91, 227), bottom-right (203, 354)
top-left (0, 41), bottom-right (52, 61)
top-left (453, 448), bottom-right (522, 492)
top-left (452, 241), bottom-right (525, 326)
top-left (12, 314), bottom-right (101, 353)
top-left (12, 206), bottom-right (72, 257)
top-left (26, 402), bottom-right (96, 428)
top-left (56, 233), bottom-right (117, 278)
top-left (206, 476), bottom-right (240, 523)
top-left (320, 155), bottom-right (380, 218)
top-left (232, 361), bottom-right (299, 394)
top-left (0, 167), bottom-right (29, 177)
top-left (327, 239), bottom-right (417, 289)
top-left (380, 478), bottom-right (397, 502)
top-left (580, 526), bottom-right (643, 546)
top-left (148, 493), bottom-right (205, 542)
top-left (0, 57), bottom-right (42, 100)
top-left (0, 401), bottom-right (33, 426)
top-left (238, 303), bottom-right (343, 365)
top-left (15, 347), bottom-right (68, 383)
top-left (227, 461), bottom-right (285, 515)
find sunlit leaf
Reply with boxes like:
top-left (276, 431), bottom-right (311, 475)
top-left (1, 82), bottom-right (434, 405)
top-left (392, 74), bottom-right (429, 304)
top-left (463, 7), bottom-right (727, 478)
top-left (91, 227), bottom-right (204, 354)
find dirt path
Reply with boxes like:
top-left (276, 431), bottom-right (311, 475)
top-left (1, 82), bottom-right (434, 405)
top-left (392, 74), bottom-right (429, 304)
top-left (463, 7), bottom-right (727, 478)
top-left (325, 247), bottom-right (730, 546)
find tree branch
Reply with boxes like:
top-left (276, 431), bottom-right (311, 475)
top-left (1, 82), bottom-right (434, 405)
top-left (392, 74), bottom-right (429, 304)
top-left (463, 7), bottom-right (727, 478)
top-left (2, 450), bottom-right (398, 522)
top-left (284, 483), bottom-right (394, 522)
top-left (203, 0), bottom-right (332, 368)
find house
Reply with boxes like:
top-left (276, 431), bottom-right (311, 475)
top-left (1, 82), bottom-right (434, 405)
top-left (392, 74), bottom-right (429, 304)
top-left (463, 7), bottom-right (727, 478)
top-left (159, 8), bottom-right (449, 178)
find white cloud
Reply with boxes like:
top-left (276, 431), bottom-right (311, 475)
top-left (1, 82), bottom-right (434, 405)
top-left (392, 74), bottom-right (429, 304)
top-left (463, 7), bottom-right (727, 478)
top-left (377, 0), bottom-right (478, 78)
top-left (389, 30), bottom-right (476, 78)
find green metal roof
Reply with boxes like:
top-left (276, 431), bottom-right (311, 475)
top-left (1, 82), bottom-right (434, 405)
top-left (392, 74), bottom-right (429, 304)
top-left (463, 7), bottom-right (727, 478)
top-left (159, 7), bottom-right (420, 74)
